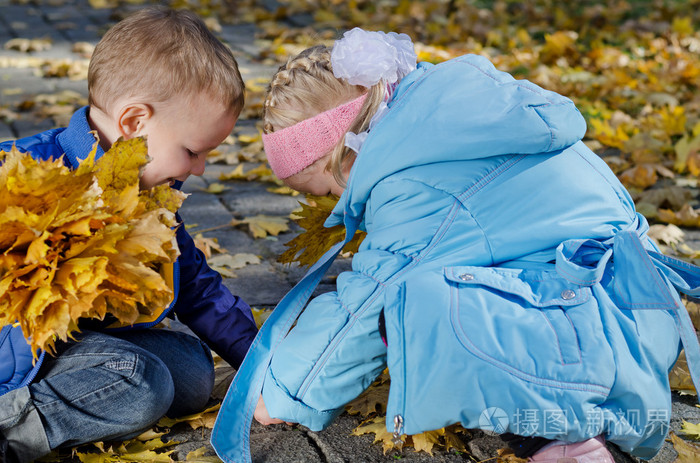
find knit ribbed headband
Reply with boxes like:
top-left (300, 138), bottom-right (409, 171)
top-left (262, 93), bottom-right (368, 179)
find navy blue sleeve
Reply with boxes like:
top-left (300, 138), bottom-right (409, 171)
top-left (173, 213), bottom-right (258, 368)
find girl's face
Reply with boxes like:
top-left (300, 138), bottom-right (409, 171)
top-left (283, 155), bottom-right (349, 197)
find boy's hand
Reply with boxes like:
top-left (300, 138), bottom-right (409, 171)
top-left (254, 395), bottom-right (293, 426)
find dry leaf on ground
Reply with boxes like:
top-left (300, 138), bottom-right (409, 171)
top-left (231, 215), bottom-right (289, 239)
top-left (207, 253), bottom-right (261, 278)
top-left (670, 432), bottom-right (700, 463)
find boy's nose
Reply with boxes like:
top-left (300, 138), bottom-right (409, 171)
top-left (190, 154), bottom-right (207, 176)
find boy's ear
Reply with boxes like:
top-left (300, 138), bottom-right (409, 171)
top-left (117, 103), bottom-right (153, 139)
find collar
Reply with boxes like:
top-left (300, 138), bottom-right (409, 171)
top-left (56, 106), bottom-right (105, 169)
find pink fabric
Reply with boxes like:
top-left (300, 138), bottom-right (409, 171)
top-left (263, 93), bottom-right (368, 179)
top-left (529, 436), bottom-right (614, 462)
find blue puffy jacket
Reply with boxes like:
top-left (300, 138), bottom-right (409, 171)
top-left (212, 54), bottom-right (700, 461)
top-left (0, 106), bottom-right (258, 397)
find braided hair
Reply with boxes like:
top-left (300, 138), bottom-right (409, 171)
top-left (263, 45), bottom-right (384, 187)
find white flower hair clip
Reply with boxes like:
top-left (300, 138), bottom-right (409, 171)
top-left (331, 27), bottom-right (417, 87)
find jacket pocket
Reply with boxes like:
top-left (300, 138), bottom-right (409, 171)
top-left (446, 266), bottom-right (593, 380)
top-left (384, 265), bottom-right (615, 437)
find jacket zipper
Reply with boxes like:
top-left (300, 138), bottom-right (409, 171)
top-left (105, 260), bottom-right (181, 332)
top-left (390, 284), bottom-right (407, 448)
top-left (18, 350), bottom-right (45, 389)
top-left (392, 414), bottom-right (404, 447)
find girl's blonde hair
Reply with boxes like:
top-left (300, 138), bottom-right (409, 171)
top-left (263, 45), bottom-right (384, 187)
top-left (88, 6), bottom-right (244, 115)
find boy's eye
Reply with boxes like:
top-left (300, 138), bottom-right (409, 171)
top-left (187, 149), bottom-right (199, 158)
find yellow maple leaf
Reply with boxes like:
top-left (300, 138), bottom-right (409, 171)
top-left (193, 234), bottom-right (227, 259)
top-left (497, 447), bottom-right (528, 462)
top-left (659, 204), bottom-right (700, 228)
top-left (671, 351), bottom-right (698, 396)
top-left (76, 438), bottom-right (176, 463)
top-left (231, 214), bottom-right (289, 239)
top-left (157, 404), bottom-right (221, 430)
top-left (219, 163), bottom-right (275, 182)
top-left (250, 307), bottom-right (272, 329)
top-left (681, 420), bottom-right (700, 439)
top-left (200, 182), bottom-right (229, 194)
top-left (618, 164), bottom-right (659, 190)
top-left (185, 446), bottom-right (222, 462)
top-left (588, 118), bottom-right (630, 150)
top-left (207, 253), bottom-right (261, 278)
top-left (411, 430), bottom-right (442, 455)
top-left (352, 416), bottom-right (401, 454)
top-left (442, 425), bottom-right (468, 453)
top-left (670, 432), bottom-right (700, 463)
top-left (345, 371), bottom-right (390, 416)
top-left (278, 195), bottom-right (366, 267)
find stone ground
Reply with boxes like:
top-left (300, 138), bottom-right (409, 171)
top-left (1, 1), bottom-right (699, 462)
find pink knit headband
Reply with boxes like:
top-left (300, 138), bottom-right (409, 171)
top-left (263, 93), bottom-right (368, 179)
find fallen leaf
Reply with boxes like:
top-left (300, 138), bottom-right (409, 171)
top-left (681, 420), bottom-right (700, 439)
top-left (671, 351), bottom-right (698, 396)
top-left (411, 430), bottom-right (442, 455)
top-left (200, 183), bottom-right (229, 194)
top-left (352, 416), bottom-right (400, 454)
top-left (219, 163), bottom-right (275, 182)
top-left (193, 234), bottom-right (227, 259)
top-left (497, 447), bottom-right (528, 462)
top-left (648, 224), bottom-right (685, 247)
top-left (185, 446), bottom-right (222, 462)
top-left (670, 432), bottom-right (700, 463)
top-left (346, 378), bottom-right (389, 416)
top-left (251, 307), bottom-right (272, 328)
top-left (231, 215), bottom-right (289, 239)
top-left (207, 253), bottom-right (261, 275)
top-left (4, 38), bottom-right (52, 52)
top-left (619, 164), bottom-right (659, 189)
top-left (157, 404), bottom-right (221, 430)
top-left (71, 41), bottom-right (95, 58)
top-left (267, 185), bottom-right (300, 196)
top-left (75, 437), bottom-right (176, 463)
top-left (278, 195), bottom-right (365, 266)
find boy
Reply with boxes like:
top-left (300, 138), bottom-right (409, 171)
top-left (0, 7), bottom-right (258, 462)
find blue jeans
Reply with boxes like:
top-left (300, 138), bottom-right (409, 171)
top-left (0, 328), bottom-right (214, 462)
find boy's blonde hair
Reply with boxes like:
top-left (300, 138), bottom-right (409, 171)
top-left (263, 45), bottom-right (384, 187)
top-left (88, 6), bottom-right (244, 115)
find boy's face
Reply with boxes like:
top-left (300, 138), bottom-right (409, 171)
top-left (133, 94), bottom-right (237, 190)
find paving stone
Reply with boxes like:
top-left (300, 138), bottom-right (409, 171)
top-left (250, 425), bottom-right (323, 463)
top-left (12, 116), bottom-right (56, 138)
top-left (62, 26), bottom-right (103, 42)
top-left (219, 181), bottom-right (302, 217)
top-left (0, 121), bottom-right (15, 141)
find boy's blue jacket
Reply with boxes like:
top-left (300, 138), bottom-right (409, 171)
top-left (0, 106), bottom-right (258, 396)
top-left (212, 54), bottom-right (700, 462)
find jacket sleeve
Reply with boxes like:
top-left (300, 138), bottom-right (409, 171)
top-left (173, 214), bottom-right (258, 368)
top-left (262, 178), bottom-right (456, 430)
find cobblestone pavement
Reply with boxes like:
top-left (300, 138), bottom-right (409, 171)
top-left (1, 1), bottom-right (699, 462)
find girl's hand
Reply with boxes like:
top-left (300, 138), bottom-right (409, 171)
top-left (254, 395), bottom-right (293, 426)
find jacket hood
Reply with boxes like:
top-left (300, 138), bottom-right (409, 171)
top-left (326, 54), bottom-right (587, 228)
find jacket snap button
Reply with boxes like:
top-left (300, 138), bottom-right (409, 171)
top-left (458, 273), bottom-right (474, 281)
top-left (561, 289), bottom-right (576, 300)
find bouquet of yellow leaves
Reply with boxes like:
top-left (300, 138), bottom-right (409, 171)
top-left (0, 137), bottom-right (186, 357)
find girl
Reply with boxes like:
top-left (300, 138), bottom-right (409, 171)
top-left (212, 28), bottom-right (700, 463)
